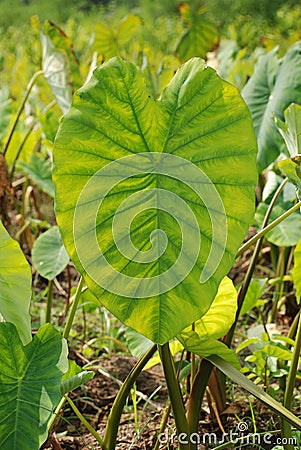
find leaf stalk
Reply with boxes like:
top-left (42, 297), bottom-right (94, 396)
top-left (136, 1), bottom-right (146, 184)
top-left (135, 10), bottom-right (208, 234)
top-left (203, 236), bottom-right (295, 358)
top-left (102, 343), bottom-right (157, 450)
top-left (159, 342), bottom-right (190, 450)
top-left (2, 70), bottom-right (43, 157)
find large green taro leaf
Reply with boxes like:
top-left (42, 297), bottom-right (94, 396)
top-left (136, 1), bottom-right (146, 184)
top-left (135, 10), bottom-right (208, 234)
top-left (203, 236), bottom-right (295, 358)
top-left (0, 322), bottom-right (68, 450)
top-left (53, 57), bottom-right (257, 344)
top-left (242, 42), bottom-right (301, 172)
top-left (0, 221), bottom-right (31, 345)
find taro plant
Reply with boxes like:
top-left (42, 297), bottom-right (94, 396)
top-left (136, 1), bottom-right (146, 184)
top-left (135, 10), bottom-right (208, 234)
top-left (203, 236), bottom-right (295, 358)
top-left (0, 219), bottom-right (94, 450)
top-left (32, 225), bottom-right (69, 323)
top-left (52, 56), bottom-right (301, 449)
top-left (0, 220), bottom-right (67, 449)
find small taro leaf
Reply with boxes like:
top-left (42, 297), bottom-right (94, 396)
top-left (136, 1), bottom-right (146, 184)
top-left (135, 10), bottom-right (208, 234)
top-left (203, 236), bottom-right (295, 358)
top-left (208, 354), bottom-right (301, 430)
top-left (175, 15), bottom-right (218, 62)
top-left (178, 329), bottom-right (240, 368)
top-left (0, 221), bottom-right (31, 345)
top-left (60, 371), bottom-right (94, 395)
top-left (94, 14), bottom-right (142, 60)
top-left (62, 359), bottom-right (83, 378)
top-left (53, 57), bottom-right (257, 344)
top-left (292, 237), bottom-right (301, 303)
top-left (255, 201), bottom-right (301, 247)
top-left (0, 86), bottom-right (12, 144)
top-left (4, 123), bottom-right (41, 167)
top-left (93, 23), bottom-right (116, 58)
top-left (278, 155), bottom-right (301, 200)
top-left (262, 169), bottom-right (296, 204)
top-left (43, 20), bottom-right (81, 89)
top-left (61, 360), bottom-right (94, 395)
top-left (32, 226), bottom-right (69, 280)
top-left (117, 14), bottom-right (143, 48)
top-left (0, 322), bottom-right (68, 450)
top-left (126, 327), bottom-right (154, 359)
top-left (262, 171), bottom-right (286, 203)
top-left (191, 276), bottom-right (237, 340)
top-left (242, 42), bottom-right (301, 172)
top-left (39, 109), bottom-right (60, 143)
top-left (261, 344), bottom-right (293, 361)
top-left (17, 154), bottom-right (54, 198)
top-left (79, 288), bottom-right (100, 313)
top-left (275, 103), bottom-right (301, 157)
top-left (41, 32), bottom-right (72, 113)
top-left (240, 277), bottom-right (268, 316)
top-left (41, 20), bottom-right (80, 114)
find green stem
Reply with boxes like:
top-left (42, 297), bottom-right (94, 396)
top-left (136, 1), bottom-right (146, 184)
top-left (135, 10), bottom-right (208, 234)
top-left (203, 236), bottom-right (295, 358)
top-left (45, 279), bottom-right (54, 323)
top-left (288, 310), bottom-right (300, 340)
top-left (154, 350), bottom-right (185, 450)
top-left (236, 198), bottom-right (301, 259)
top-left (226, 178), bottom-right (288, 346)
top-left (2, 70), bottom-right (43, 157)
top-left (65, 394), bottom-right (104, 446)
top-left (131, 383), bottom-right (139, 433)
top-left (190, 324), bottom-right (196, 390)
top-left (9, 99), bottom-right (56, 179)
top-left (270, 246), bottom-right (286, 322)
top-left (47, 396), bottom-right (66, 433)
top-left (9, 122), bottom-right (35, 180)
top-left (63, 276), bottom-right (84, 340)
top-left (153, 402), bottom-right (172, 450)
top-left (102, 344), bottom-right (157, 450)
top-left (159, 343), bottom-right (190, 450)
top-left (187, 358), bottom-right (213, 450)
top-left (281, 312), bottom-right (301, 450)
top-left (47, 277), bottom-right (85, 436)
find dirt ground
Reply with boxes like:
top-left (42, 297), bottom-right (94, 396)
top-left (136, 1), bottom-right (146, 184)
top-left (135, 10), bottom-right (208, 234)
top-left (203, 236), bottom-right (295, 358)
top-left (42, 353), bottom-right (287, 450)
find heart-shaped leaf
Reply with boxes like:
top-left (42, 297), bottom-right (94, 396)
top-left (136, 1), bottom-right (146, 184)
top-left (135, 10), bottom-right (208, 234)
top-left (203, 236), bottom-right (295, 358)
top-left (53, 57), bottom-right (257, 344)
top-left (242, 42), bottom-right (301, 172)
top-left (0, 220), bottom-right (31, 344)
top-left (41, 20), bottom-right (80, 114)
top-left (61, 360), bottom-right (94, 395)
top-left (32, 226), bottom-right (69, 280)
top-left (94, 14), bottom-right (143, 60)
top-left (275, 103), bottom-right (301, 157)
top-left (255, 201), bottom-right (301, 247)
top-left (17, 154), bottom-right (54, 198)
top-left (278, 156), bottom-right (301, 200)
top-left (175, 12), bottom-right (218, 62)
top-left (0, 322), bottom-right (68, 450)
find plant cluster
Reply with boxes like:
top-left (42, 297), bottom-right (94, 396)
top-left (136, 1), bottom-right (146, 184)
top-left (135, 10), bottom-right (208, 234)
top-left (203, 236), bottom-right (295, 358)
top-left (0, 3), bottom-right (301, 450)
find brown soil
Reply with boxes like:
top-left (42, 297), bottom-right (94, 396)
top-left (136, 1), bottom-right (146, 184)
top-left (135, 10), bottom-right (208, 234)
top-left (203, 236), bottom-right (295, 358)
top-left (42, 354), bottom-right (286, 450)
